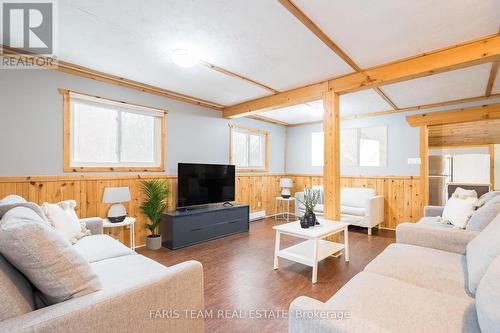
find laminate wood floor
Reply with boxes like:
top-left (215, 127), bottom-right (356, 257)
top-left (139, 218), bottom-right (395, 333)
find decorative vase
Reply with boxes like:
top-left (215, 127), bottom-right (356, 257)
top-left (146, 234), bottom-right (162, 250)
top-left (305, 211), bottom-right (316, 227)
top-left (300, 216), bottom-right (309, 228)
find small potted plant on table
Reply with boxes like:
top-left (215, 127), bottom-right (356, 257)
top-left (140, 179), bottom-right (170, 250)
top-left (299, 188), bottom-right (320, 228)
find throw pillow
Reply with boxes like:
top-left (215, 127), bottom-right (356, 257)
top-left (0, 254), bottom-right (35, 321)
top-left (451, 187), bottom-right (477, 199)
top-left (0, 195), bottom-right (26, 207)
top-left (466, 213), bottom-right (500, 295)
top-left (442, 196), bottom-right (478, 228)
top-left (477, 191), bottom-right (500, 208)
top-left (0, 206), bottom-right (101, 304)
top-left (467, 196), bottom-right (500, 231)
top-left (41, 200), bottom-right (90, 244)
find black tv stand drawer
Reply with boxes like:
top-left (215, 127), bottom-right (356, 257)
top-left (160, 204), bottom-right (249, 249)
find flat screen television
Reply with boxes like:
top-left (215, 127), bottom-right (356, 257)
top-left (177, 163), bottom-right (235, 208)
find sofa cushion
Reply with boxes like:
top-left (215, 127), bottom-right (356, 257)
top-left (364, 243), bottom-right (469, 299)
top-left (477, 191), bottom-right (500, 207)
top-left (0, 254), bottom-right (35, 321)
top-left (325, 271), bottom-right (479, 332)
top-left (340, 205), bottom-right (366, 217)
top-left (417, 216), bottom-right (454, 229)
top-left (73, 234), bottom-right (136, 263)
top-left (466, 196), bottom-right (500, 231)
top-left (466, 213), bottom-right (500, 295)
top-left (340, 188), bottom-right (376, 208)
top-left (0, 207), bottom-right (101, 305)
top-left (476, 255), bottom-right (500, 333)
top-left (90, 255), bottom-right (169, 290)
top-left (0, 195), bottom-right (26, 207)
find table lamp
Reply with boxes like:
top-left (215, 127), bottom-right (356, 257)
top-left (102, 187), bottom-right (131, 223)
top-left (279, 178), bottom-right (293, 199)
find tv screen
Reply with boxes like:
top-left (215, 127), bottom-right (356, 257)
top-left (177, 163), bottom-right (235, 208)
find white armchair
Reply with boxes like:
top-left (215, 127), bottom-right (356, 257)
top-left (294, 187), bottom-right (384, 235)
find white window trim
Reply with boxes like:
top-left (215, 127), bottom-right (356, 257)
top-left (229, 124), bottom-right (269, 172)
top-left (61, 89), bottom-right (166, 172)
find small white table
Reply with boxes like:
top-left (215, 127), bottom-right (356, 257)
top-left (103, 217), bottom-right (136, 249)
top-left (273, 219), bottom-right (349, 283)
top-left (275, 196), bottom-right (295, 222)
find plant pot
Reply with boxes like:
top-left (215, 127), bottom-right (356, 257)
top-left (300, 216), bottom-right (309, 228)
top-left (146, 235), bottom-right (162, 250)
top-left (305, 212), bottom-right (316, 227)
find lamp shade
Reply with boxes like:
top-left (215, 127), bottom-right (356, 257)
top-left (102, 187), bottom-right (131, 204)
top-left (279, 178), bottom-right (293, 188)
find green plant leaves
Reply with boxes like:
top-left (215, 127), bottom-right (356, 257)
top-left (139, 179), bottom-right (170, 236)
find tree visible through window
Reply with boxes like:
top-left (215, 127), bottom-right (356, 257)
top-left (62, 90), bottom-right (165, 171)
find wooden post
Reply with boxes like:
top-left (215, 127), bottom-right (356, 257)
top-left (419, 126), bottom-right (429, 206)
top-left (323, 91), bottom-right (340, 220)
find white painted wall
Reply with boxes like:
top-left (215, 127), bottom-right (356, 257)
top-left (286, 97), bottom-right (500, 176)
top-left (286, 112), bottom-right (420, 176)
top-left (0, 70), bottom-right (285, 176)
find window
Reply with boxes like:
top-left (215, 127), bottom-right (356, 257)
top-left (61, 89), bottom-right (166, 171)
top-left (310, 126), bottom-right (387, 167)
top-left (230, 125), bottom-right (269, 171)
top-left (359, 126), bottom-right (387, 167)
top-left (311, 132), bottom-right (324, 167)
top-left (341, 128), bottom-right (358, 167)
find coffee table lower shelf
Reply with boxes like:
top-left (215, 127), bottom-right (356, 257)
top-left (276, 240), bottom-right (344, 267)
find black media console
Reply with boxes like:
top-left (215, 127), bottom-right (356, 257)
top-left (160, 204), bottom-right (249, 249)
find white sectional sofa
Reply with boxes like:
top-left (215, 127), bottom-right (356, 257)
top-left (0, 197), bottom-right (204, 333)
top-left (289, 212), bottom-right (500, 333)
top-left (295, 187), bottom-right (384, 234)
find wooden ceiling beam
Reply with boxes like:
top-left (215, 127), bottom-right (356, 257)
top-left (1, 45), bottom-right (225, 110)
top-left (199, 60), bottom-right (279, 94)
top-left (406, 102), bottom-right (500, 127)
top-left (246, 114), bottom-right (288, 127)
top-left (224, 34), bottom-right (500, 118)
top-left (342, 92), bottom-right (500, 120)
top-left (485, 61), bottom-right (499, 96)
top-left (279, 0), bottom-right (399, 111)
top-left (278, 0), bottom-right (361, 71)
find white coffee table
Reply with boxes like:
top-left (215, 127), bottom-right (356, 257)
top-left (273, 218), bottom-right (349, 283)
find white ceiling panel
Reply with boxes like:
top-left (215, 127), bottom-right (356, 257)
top-left (380, 64), bottom-right (492, 108)
top-left (493, 68), bottom-right (500, 94)
top-left (261, 100), bottom-right (324, 124)
top-left (292, 0), bottom-right (500, 68)
top-left (58, 0), bottom-right (353, 105)
top-left (340, 90), bottom-right (392, 117)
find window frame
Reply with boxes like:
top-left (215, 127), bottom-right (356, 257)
top-left (60, 88), bottom-right (166, 172)
top-left (229, 124), bottom-right (269, 172)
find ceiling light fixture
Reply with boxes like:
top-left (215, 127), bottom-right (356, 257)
top-left (171, 49), bottom-right (199, 68)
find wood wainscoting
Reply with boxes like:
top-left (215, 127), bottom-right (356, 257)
top-left (0, 174), bottom-right (283, 247)
top-left (0, 173), bottom-right (422, 246)
top-left (288, 174), bottom-right (424, 229)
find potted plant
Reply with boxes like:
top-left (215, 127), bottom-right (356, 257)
top-left (299, 188), bottom-right (320, 227)
top-left (140, 179), bottom-right (170, 250)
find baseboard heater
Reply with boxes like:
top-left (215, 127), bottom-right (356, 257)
top-left (250, 210), bottom-right (266, 221)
